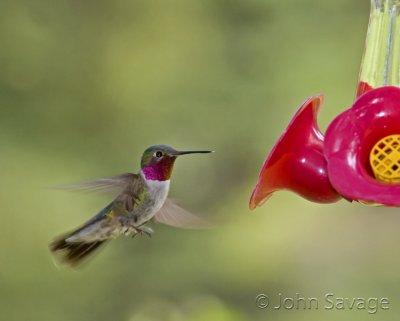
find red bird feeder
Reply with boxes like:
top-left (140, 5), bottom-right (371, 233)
top-left (250, 0), bottom-right (400, 208)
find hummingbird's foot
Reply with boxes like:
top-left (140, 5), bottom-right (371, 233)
top-left (132, 226), bottom-right (154, 238)
top-left (122, 226), bottom-right (136, 237)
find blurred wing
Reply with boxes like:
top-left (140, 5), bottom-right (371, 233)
top-left (153, 199), bottom-right (212, 229)
top-left (55, 173), bottom-right (138, 194)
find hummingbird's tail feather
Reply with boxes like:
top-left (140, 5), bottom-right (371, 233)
top-left (50, 204), bottom-right (115, 267)
top-left (50, 234), bottom-right (108, 267)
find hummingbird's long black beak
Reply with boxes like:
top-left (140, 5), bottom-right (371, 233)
top-left (175, 150), bottom-right (213, 156)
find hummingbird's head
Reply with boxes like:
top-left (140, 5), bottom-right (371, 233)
top-left (140, 145), bottom-right (212, 181)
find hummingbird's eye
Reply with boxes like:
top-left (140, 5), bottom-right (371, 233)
top-left (154, 151), bottom-right (163, 158)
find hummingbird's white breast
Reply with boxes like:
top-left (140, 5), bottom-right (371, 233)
top-left (135, 171), bottom-right (170, 225)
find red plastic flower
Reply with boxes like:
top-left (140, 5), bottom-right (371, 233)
top-left (324, 86), bottom-right (400, 206)
top-left (249, 95), bottom-right (341, 209)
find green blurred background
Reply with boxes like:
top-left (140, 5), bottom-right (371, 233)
top-left (1, 0), bottom-right (399, 320)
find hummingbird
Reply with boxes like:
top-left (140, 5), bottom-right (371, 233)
top-left (50, 145), bottom-right (212, 267)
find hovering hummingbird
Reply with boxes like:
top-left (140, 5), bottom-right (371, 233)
top-left (50, 145), bottom-right (213, 267)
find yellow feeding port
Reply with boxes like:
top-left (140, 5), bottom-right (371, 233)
top-left (370, 135), bottom-right (400, 183)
